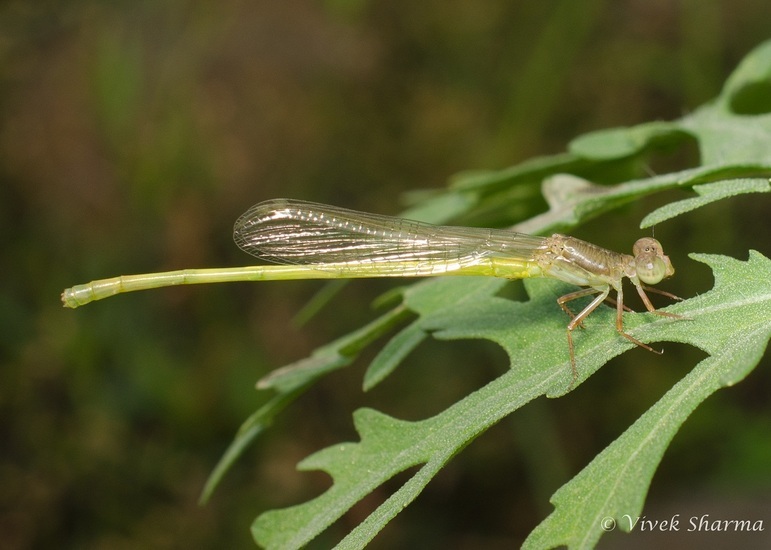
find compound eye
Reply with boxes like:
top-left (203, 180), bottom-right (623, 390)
top-left (636, 255), bottom-right (667, 284)
top-left (633, 237), bottom-right (662, 257)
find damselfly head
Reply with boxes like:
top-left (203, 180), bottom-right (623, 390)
top-left (632, 237), bottom-right (674, 284)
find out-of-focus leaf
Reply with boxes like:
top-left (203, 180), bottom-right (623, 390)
top-left (641, 178), bottom-right (770, 227)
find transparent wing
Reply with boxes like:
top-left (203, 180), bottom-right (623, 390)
top-left (233, 199), bottom-right (546, 275)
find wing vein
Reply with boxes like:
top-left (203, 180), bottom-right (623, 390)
top-left (233, 199), bottom-right (546, 274)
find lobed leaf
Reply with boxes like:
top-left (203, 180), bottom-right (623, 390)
top-left (524, 252), bottom-right (771, 548)
top-left (208, 40), bottom-right (771, 548)
top-left (641, 178), bottom-right (770, 227)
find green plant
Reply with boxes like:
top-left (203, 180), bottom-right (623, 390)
top-left (197, 41), bottom-right (771, 549)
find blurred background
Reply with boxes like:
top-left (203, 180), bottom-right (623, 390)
top-left (1, 1), bottom-right (769, 548)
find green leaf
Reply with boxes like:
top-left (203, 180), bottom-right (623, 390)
top-left (568, 121), bottom-right (689, 160)
top-left (256, 305), bottom-right (411, 394)
top-left (641, 178), bottom-right (770, 227)
top-left (362, 320), bottom-right (427, 391)
top-left (252, 252), bottom-right (770, 548)
top-left (524, 252), bottom-right (771, 548)
top-left (213, 40), bottom-right (771, 548)
top-left (251, 276), bottom-right (612, 549)
top-left (200, 384), bottom-right (307, 504)
top-left (199, 305), bottom-right (413, 503)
